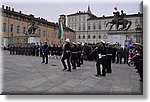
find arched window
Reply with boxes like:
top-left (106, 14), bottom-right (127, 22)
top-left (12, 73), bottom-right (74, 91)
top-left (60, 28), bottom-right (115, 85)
top-left (78, 35), bottom-right (81, 39)
top-left (93, 35), bottom-right (95, 39)
top-left (88, 35), bottom-right (90, 39)
top-left (83, 35), bottom-right (85, 39)
top-left (98, 35), bottom-right (101, 39)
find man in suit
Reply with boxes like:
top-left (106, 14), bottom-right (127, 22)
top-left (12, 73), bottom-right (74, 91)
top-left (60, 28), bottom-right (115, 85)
top-left (41, 41), bottom-right (49, 64)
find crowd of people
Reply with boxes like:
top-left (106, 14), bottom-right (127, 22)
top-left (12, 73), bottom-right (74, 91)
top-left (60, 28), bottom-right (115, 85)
top-left (7, 38), bottom-right (143, 81)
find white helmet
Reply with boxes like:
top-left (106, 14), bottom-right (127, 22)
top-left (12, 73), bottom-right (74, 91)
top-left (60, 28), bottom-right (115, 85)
top-left (65, 38), bottom-right (70, 42)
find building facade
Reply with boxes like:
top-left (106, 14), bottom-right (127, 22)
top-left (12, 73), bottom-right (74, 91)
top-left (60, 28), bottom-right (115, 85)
top-left (1, 5), bottom-right (75, 48)
top-left (67, 6), bottom-right (143, 45)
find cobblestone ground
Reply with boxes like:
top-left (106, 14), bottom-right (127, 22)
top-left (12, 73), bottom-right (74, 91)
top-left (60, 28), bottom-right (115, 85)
top-left (1, 51), bottom-right (143, 95)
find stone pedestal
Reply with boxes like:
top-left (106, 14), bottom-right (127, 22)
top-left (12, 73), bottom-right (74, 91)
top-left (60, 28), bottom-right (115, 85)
top-left (107, 30), bottom-right (135, 46)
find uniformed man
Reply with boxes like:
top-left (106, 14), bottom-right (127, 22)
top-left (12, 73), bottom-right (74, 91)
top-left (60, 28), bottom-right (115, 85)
top-left (105, 42), bottom-right (112, 73)
top-left (61, 38), bottom-right (72, 72)
top-left (95, 40), bottom-right (107, 77)
top-left (12, 44), bottom-right (15, 55)
top-left (41, 41), bottom-right (49, 64)
top-left (116, 44), bottom-right (123, 64)
top-left (39, 42), bottom-right (43, 57)
top-left (76, 42), bottom-right (82, 67)
top-left (36, 42), bottom-right (39, 56)
top-left (71, 42), bottom-right (78, 69)
top-left (9, 43), bottom-right (12, 54)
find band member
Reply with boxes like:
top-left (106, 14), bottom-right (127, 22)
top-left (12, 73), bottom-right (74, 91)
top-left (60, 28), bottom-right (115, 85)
top-left (95, 40), bottom-right (107, 77)
top-left (71, 42), bottom-right (78, 69)
top-left (61, 38), bottom-right (72, 72)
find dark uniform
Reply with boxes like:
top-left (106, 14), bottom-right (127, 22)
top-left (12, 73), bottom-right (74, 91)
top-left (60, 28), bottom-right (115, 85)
top-left (12, 44), bottom-right (15, 55)
top-left (71, 43), bottom-right (78, 69)
top-left (76, 44), bottom-right (82, 67)
top-left (61, 41), bottom-right (72, 72)
top-left (95, 42), bottom-right (107, 77)
top-left (9, 44), bottom-right (12, 54)
top-left (105, 44), bottom-right (112, 73)
top-left (36, 43), bottom-right (39, 56)
top-left (39, 43), bottom-right (43, 57)
top-left (116, 44), bottom-right (123, 64)
top-left (42, 42), bottom-right (49, 64)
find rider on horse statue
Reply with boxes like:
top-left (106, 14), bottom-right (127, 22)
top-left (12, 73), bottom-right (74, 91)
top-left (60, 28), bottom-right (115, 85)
top-left (106, 9), bottom-right (132, 31)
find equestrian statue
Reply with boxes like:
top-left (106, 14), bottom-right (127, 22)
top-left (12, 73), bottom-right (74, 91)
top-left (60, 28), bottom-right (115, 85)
top-left (28, 20), bottom-right (39, 34)
top-left (106, 10), bottom-right (132, 31)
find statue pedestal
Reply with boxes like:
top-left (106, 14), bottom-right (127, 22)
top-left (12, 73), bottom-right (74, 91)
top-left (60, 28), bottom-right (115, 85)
top-left (27, 34), bottom-right (40, 44)
top-left (107, 30), bottom-right (134, 46)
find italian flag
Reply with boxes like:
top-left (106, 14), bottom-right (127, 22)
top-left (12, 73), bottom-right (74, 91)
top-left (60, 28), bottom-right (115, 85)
top-left (58, 21), bottom-right (63, 39)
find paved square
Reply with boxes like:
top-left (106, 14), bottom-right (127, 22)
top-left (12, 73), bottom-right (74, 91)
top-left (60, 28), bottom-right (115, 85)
top-left (1, 51), bottom-right (143, 95)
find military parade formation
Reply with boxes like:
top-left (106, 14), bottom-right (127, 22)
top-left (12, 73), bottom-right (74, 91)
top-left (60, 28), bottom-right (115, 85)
top-left (7, 38), bottom-right (143, 82)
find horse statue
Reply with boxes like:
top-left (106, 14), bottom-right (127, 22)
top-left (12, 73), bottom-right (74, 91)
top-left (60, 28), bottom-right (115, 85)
top-left (28, 20), bottom-right (39, 34)
top-left (106, 10), bottom-right (132, 31)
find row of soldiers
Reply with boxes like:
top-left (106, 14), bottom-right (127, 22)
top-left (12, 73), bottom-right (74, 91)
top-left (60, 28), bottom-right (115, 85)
top-left (9, 43), bottom-right (63, 57)
top-left (61, 38), bottom-right (113, 77)
top-left (9, 43), bottom-right (40, 56)
top-left (9, 41), bottom-right (128, 65)
top-left (8, 39), bottom-right (143, 80)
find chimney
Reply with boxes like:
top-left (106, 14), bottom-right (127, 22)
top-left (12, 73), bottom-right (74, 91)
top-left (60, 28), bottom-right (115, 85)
top-left (6, 6), bottom-right (8, 10)
top-left (12, 8), bottom-right (14, 11)
top-left (2, 5), bottom-right (4, 9)
top-left (8, 7), bottom-right (11, 10)
top-left (19, 11), bottom-right (22, 13)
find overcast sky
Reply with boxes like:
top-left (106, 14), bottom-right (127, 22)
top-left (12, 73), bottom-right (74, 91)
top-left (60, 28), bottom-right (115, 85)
top-left (1, 0), bottom-right (142, 23)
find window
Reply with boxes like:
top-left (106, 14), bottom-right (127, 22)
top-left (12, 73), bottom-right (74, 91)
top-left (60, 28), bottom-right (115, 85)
top-left (10, 24), bottom-right (13, 32)
top-left (23, 27), bottom-right (26, 34)
top-left (98, 35), bottom-right (101, 39)
top-left (43, 30), bottom-right (45, 37)
top-left (93, 22), bottom-right (96, 30)
top-left (99, 21), bottom-right (101, 29)
top-left (88, 22), bottom-right (90, 30)
top-left (17, 25), bottom-right (20, 33)
top-left (83, 22), bottom-right (85, 30)
top-left (79, 16), bottom-right (81, 21)
top-left (78, 35), bottom-right (81, 39)
top-left (3, 23), bottom-right (6, 32)
top-left (93, 35), bottom-right (95, 39)
top-left (75, 17), bottom-right (77, 21)
top-left (88, 35), bottom-right (90, 39)
top-left (83, 35), bottom-right (85, 39)
top-left (79, 23), bottom-right (81, 30)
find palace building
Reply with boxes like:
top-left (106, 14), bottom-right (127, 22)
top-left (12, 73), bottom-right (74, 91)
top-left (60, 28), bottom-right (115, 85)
top-left (1, 5), bottom-right (75, 48)
top-left (67, 6), bottom-right (143, 45)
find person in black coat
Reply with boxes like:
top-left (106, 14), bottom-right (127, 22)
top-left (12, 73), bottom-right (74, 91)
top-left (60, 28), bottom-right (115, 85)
top-left (41, 41), bottom-right (49, 64)
top-left (71, 42), bottom-right (78, 69)
top-left (95, 40), bottom-right (107, 77)
top-left (61, 38), bottom-right (72, 72)
top-left (36, 42), bottom-right (39, 56)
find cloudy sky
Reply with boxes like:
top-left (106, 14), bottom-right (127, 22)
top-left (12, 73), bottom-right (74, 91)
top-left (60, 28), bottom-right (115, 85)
top-left (1, 0), bottom-right (142, 23)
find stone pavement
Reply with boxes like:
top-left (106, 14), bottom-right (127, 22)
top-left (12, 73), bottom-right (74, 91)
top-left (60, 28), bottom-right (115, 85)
top-left (1, 51), bottom-right (143, 95)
